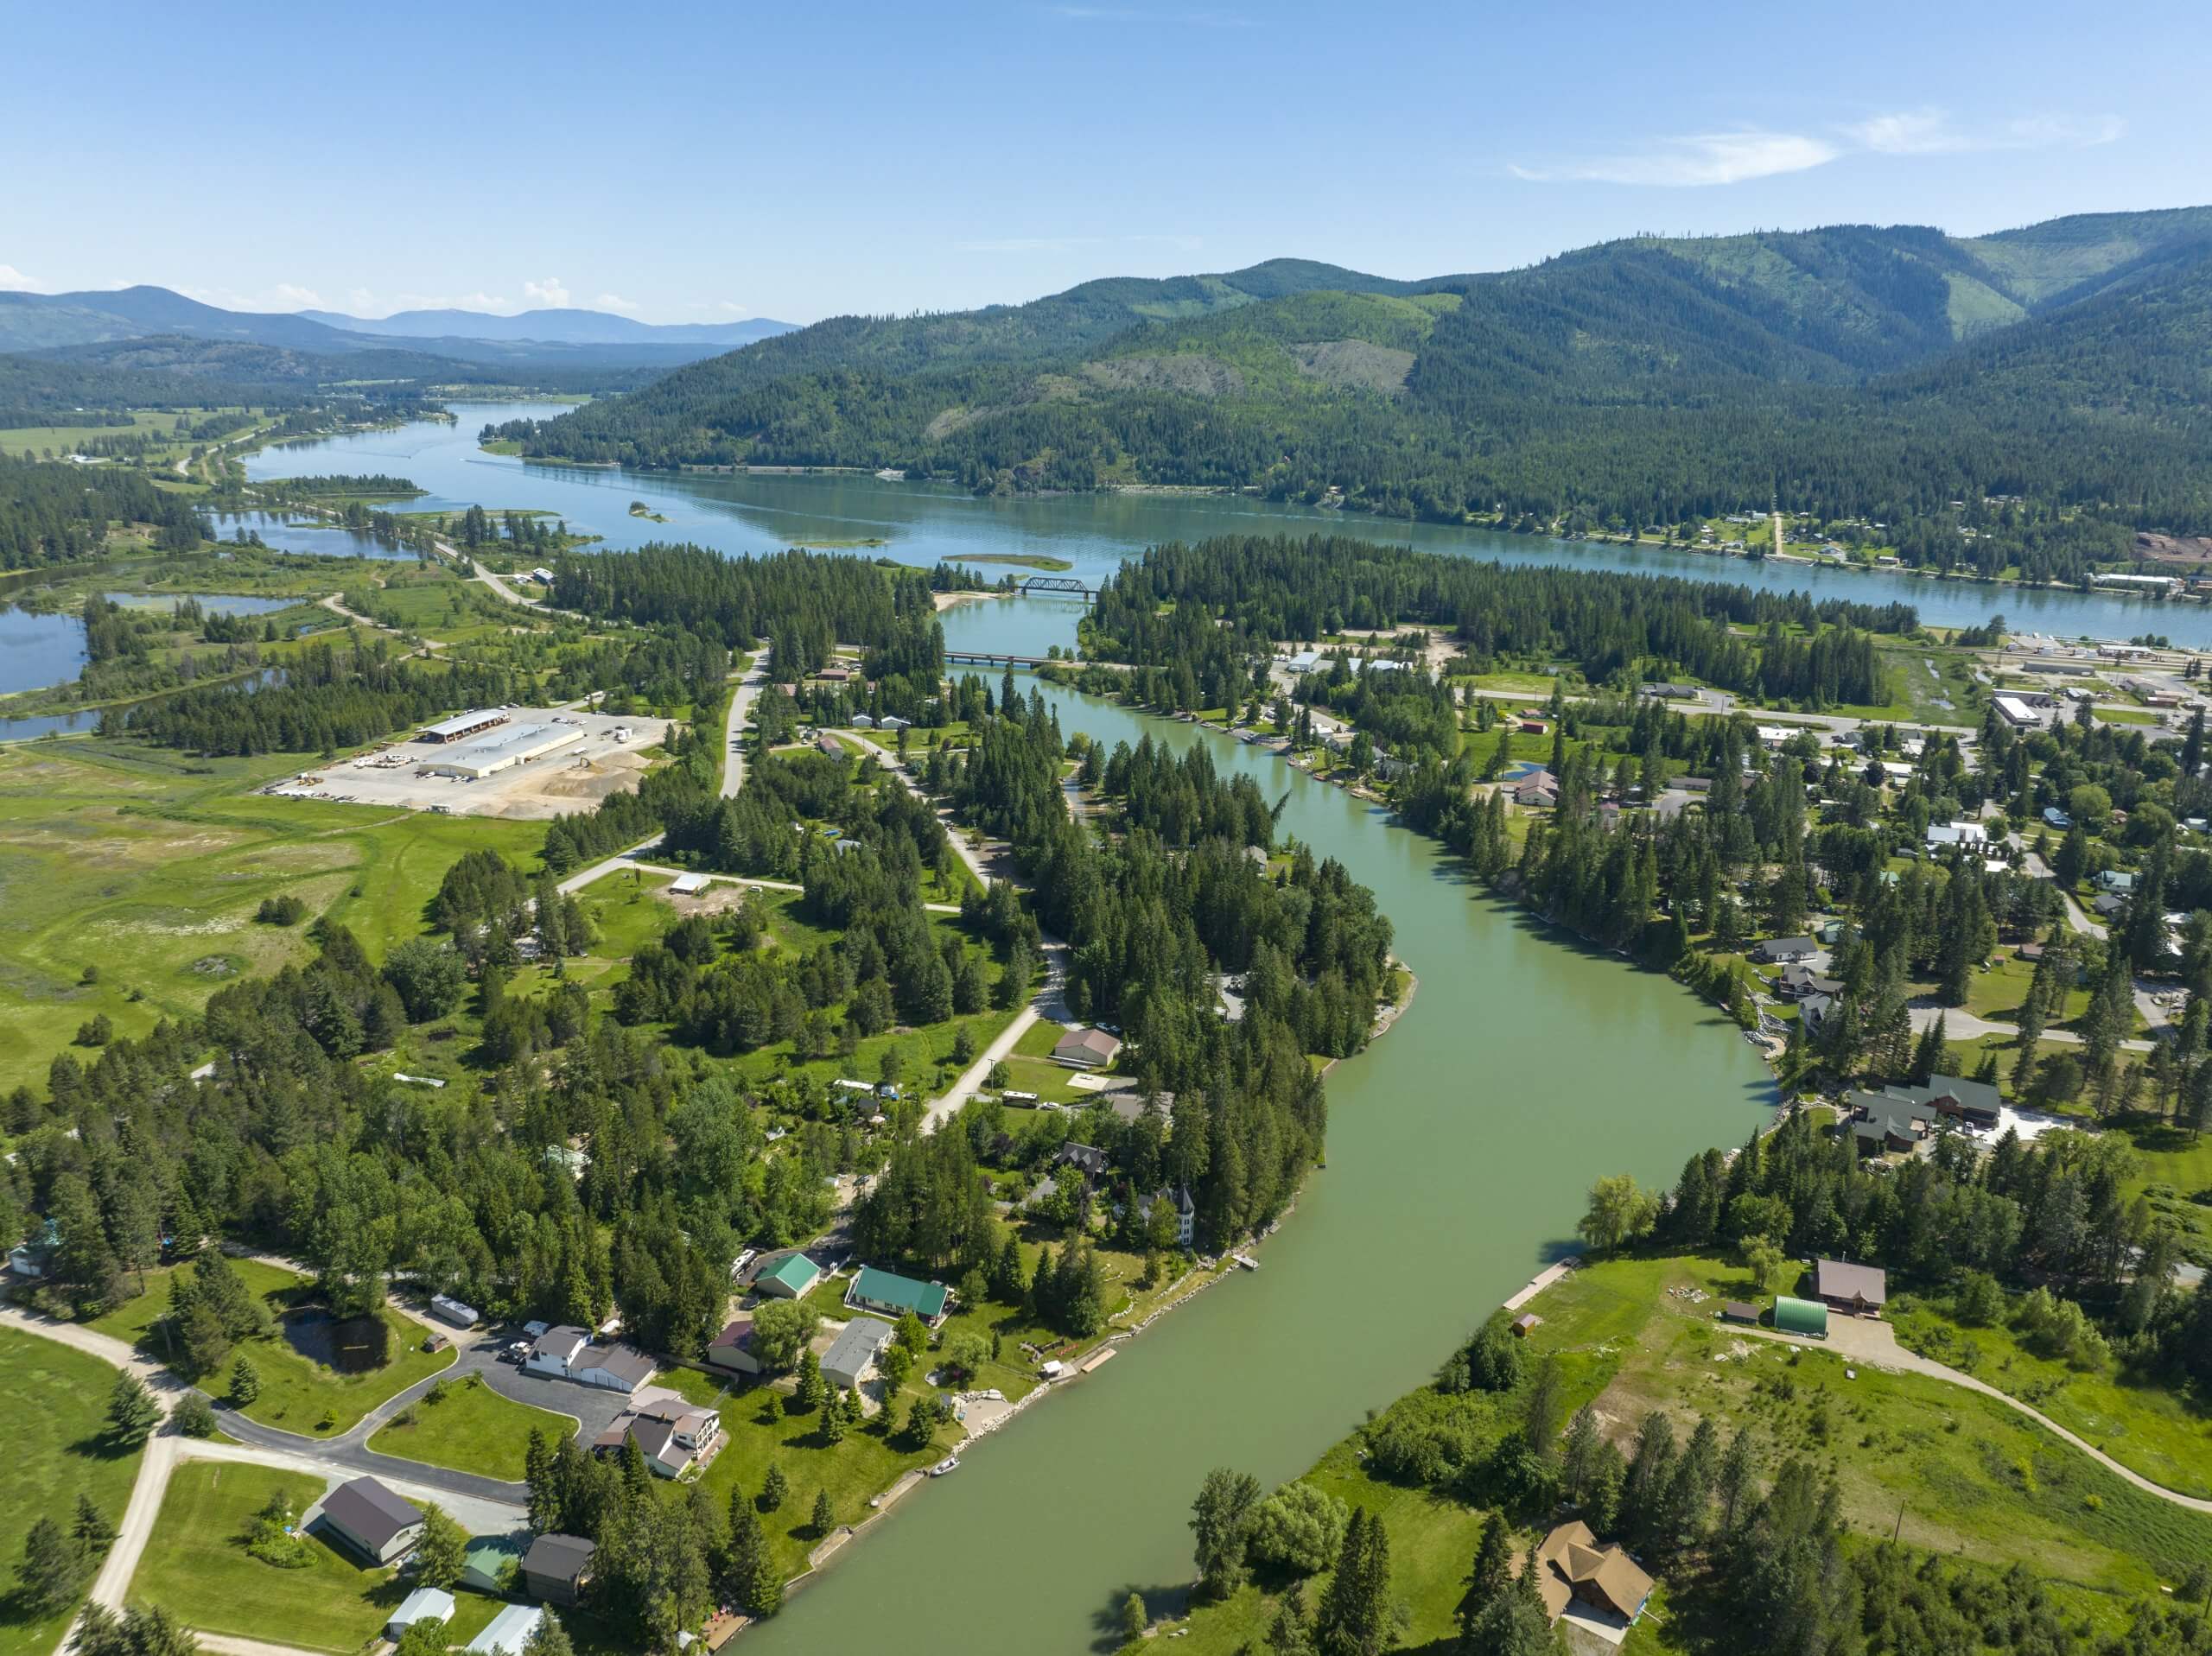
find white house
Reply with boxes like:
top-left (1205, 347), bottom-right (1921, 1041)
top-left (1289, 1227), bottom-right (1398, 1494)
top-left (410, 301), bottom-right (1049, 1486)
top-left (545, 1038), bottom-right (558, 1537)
top-left (524, 1326), bottom-right (590, 1380)
top-left (569, 1342), bottom-right (657, 1393)
top-left (1925, 821), bottom-right (1988, 850)
top-left (467, 1604), bottom-right (545, 1656)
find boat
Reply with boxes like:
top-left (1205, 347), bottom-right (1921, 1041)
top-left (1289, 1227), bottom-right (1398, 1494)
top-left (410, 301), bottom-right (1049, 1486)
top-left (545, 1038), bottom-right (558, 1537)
top-left (929, 1456), bottom-right (962, 1477)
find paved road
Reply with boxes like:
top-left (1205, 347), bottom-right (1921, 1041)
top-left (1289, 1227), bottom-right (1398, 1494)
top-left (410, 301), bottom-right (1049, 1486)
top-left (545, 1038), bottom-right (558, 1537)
top-left (721, 645), bottom-right (771, 797)
top-left (1904, 1002), bottom-right (2154, 1054)
top-left (1735, 1317), bottom-right (2212, 1514)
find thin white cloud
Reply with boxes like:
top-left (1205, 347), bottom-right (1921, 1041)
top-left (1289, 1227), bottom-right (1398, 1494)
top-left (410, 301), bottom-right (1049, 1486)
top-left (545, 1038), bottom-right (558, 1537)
top-left (1516, 105), bottom-right (2126, 189)
top-left (522, 276), bottom-right (572, 309)
top-left (0, 263), bottom-right (41, 290)
top-left (1513, 130), bottom-right (1840, 188)
top-left (1847, 106), bottom-right (2124, 155)
top-left (594, 292), bottom-right (641, 314)
top-left (270, 282), bottom-right (325, 308)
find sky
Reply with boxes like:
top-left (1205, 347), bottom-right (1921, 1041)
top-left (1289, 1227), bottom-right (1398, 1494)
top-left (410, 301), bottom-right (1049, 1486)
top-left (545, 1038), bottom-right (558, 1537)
top-left (6, 0), bottom-right (2209, 326)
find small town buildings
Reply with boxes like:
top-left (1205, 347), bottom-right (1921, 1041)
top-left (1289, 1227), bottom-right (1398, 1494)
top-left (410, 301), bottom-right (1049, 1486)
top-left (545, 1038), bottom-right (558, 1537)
top-left (822, 1316), bottom-right (898, 1391)
top-left (755, 1253), bottom-right (823, 1299)
top-left (387, 1588), bottom-right (456, 1639)
top-left (815, 733), bottom-right (843, 758)
top-left (2098, 869), bottom-right (2137, 893)
top-left (1751, 936), bottom-right (1816, 965)
top-left (316, 1476), bottom-right (424, 1564)
top-left (815, 664), bottom-right (854, 682)
top-left (1813, 1258), bottom-right (1888, 1317)
top-left (522, 1534), bottom-right (597, 1606)
top-left (1052, 1025), bottom-right (1123, 1069)
top-left (461, 1536), bottom-right (527, 1595)
top-left (1925, 821), bottom-right (1988, 850)
top-left (429, 1293), bottom-right (479, 1329)
top-left (850, 713), bottom-right (875, 728)
top-left (846, 1265), bottom-right (952, 1325)
top-left (1994, 695), bottom-right (2046, 729)
top-left (878, 714), bottom-right (912, 731)
top-left (467, 1603), bottom-right (547, 1656)
top-left (570, 1341), bottom-right (656, 1393)
top-left (1639, 682), bottom-right (1696, 701)
top-left (594, 1390), bottom-right (722, 1477)
top-left (707, 1316), bottom-right (761, 1375)
top-left (1774, 1296), bottom-right (1830, 1337)
top-left (422, 722), bottom-right (584, 780)
top-left (2094, 892), bottom-right (2128, 917)
top-left (1531, 1520), bottom-right (1656, 1647)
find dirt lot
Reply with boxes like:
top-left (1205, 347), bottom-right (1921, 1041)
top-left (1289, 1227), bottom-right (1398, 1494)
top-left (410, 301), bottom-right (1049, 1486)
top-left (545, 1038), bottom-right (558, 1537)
top-left (262, 709), bottom-right (674, 821)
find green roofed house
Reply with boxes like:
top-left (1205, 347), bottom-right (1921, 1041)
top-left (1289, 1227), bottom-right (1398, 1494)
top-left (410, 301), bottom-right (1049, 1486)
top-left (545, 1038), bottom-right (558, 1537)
top-left (846, 1265), bottom-right (951, 1326)
top-left (755, 1253), bottom-right (822, 1300)
top-left (1775, 1296), bottom-right (1829, 1338)
top-left (462, 1534), bottom-right (528, 1595)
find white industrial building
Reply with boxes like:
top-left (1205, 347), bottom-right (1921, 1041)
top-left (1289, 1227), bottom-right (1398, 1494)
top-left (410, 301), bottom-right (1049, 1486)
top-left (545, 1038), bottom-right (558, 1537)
top-left (418, 709), bottom-right (511, 744)
top-left (422, 722), bottom-right (585, 779)
top-left (1993, 695), bottom-right (2048, 729)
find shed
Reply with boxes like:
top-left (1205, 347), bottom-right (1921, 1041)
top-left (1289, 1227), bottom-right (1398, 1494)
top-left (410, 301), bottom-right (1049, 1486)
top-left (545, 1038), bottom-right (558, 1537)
top-left (429, 1292), bottom-right (479, 1329)
top-left (467, 1602), bottom-right (546, 1656)
top-left (1512, 1313), bottom-right (1541, 1337)
top-left (387, 1587), bottom-right (456, 1639)
top-left (1719, 1301), bottom-right (1759, 1325)
top-left (1774, 1296), bottom-right (1829, 1338)
top-left (461, 1534), bottom-right (528, 1595)
top-left (669, 872), bottom-right (710, 897)
top-left (1052, 1026), bottom-right (1123, 1069)
top-left (707, 1315), bottom-right (761, 1375)
top-left (755, 1253), bottom-right (823, 1299)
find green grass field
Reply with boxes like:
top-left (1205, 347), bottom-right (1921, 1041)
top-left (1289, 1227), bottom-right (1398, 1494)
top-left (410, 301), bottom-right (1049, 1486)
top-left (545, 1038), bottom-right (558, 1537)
top-left (0, 1329), bottom-right (149, 1656)
top-left (126, 1462), bottom-right (404, 1651)
top-left (87, 1257), bottom-right (454, 1437)
top-left (366, 1372), bottom-right (578, 1480)
top-left (0, 740), bottom-right (545, 1093)
top-left (1168, 1252), bottom-right (2212, 1653)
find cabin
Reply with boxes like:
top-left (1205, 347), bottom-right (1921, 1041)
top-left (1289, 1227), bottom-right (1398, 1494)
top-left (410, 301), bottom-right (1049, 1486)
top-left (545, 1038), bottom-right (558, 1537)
top-left (1813, 1258), bottom-right (1887, 1317)
top-left (1531, 1520), bottom-right (1656, 1644)
top-left (845, 1265), bottom-right (951, 1326)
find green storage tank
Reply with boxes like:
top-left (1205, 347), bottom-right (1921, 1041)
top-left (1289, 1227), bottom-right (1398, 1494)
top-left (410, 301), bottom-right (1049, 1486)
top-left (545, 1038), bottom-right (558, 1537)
top-left (1775, 1296), bottom-right (1829, 1337)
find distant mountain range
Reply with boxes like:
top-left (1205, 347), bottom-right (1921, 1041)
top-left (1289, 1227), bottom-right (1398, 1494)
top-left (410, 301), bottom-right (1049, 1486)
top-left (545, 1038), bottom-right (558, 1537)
top-left (296, 305), bottom-right (794, 347)
top-left (492, 207), bottom-right (2212, 539)
top-left (0, 285), bottom-right (794, 371)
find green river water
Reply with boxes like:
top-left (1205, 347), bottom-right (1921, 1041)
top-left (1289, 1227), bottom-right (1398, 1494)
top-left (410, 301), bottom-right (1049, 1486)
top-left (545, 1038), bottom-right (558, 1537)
top-left (246, 410), bottom-right (1782, 1649)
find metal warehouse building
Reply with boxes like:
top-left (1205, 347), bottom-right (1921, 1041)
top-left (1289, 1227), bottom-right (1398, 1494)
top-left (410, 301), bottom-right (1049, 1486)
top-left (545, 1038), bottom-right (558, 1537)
top-left (419, 708), bottom-right (511, 744)
top-left (423, 722), bottom-right (584, 779)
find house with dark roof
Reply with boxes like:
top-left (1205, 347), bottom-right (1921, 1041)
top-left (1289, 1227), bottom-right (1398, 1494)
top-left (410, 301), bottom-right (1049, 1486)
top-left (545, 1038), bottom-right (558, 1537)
top-left (1777, 962), bottom-right (1843, 1000)
top-left (522, 1533), bottom-right (597, 1606)
top-left (315, 1476), bottom-right (424, 1564)
top-left (1812, 1258), bottom-right (1888, 1316)
top-left (593, 1389), bottom-right (722, 1477)
top-left (706, 1315), bottom-right (761, 1375)
top-left (1847, 1093), bottom-right (1940, 1157)
top-left (1751, 936), bottom-right (1817, 965)
top-left (1052, 1026), bottom-right (1122, 1069)
top-left (571, 1342), bottom-right (656, 1393)
top-left (1530, 1520), bottom-right (1656, 1643)
top-left (1057, 1142), bottom-right (1109, 1177)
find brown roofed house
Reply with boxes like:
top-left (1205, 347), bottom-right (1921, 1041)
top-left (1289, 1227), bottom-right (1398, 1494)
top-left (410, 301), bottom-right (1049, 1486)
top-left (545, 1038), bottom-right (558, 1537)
top-left (523, 1533), bottom-right (598, 1607)
top-left (316, 1476), bottom-right (424, 1564)
top-left (1052, 1026), bottom-right (1122, 1069)
top-left (1531, 1520), bottom-right (1656, 1645)
top-left (1812, 1257), bottom-right (1887, 1316)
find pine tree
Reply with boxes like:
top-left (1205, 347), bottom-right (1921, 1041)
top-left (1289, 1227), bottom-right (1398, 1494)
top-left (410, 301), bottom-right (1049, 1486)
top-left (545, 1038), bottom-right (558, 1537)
top-left (71, 1494), bottom-right (117, 1558)
top-left (105, 1372), bottom-right (159, 1447)
top-left (16, 1516), bottom-right (87, 1615)
top-left (1460, 1513), bottom-right (1514, 1640)
top-left (760, 1462), bottom-right (788, 1513)
top-left (810, 1488), bottom-right (835, 1539)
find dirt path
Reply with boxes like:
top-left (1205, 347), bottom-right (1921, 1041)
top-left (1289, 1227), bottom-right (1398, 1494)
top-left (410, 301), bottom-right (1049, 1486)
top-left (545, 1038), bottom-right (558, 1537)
top-left (1738, 1317), bottom-right (2212, 1514)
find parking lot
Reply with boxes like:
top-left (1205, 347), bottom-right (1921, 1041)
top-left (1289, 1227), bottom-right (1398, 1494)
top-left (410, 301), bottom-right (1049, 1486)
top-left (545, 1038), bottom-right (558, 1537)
top-left (262, 707), bottom-right (674, 820)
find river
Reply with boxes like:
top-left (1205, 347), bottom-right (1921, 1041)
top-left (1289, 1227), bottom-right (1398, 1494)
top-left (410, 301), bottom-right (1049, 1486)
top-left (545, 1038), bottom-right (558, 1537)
top-left (213, 403), bottom-right (2064, 1647)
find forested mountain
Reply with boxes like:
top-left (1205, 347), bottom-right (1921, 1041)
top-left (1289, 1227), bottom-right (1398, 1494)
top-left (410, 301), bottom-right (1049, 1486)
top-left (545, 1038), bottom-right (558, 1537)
top-left (0, 286), bottom-right (776, 373)
top-left (495, 207), bottom-right (2212, 538)
top-left (298, 305), bottom-right (796, 347)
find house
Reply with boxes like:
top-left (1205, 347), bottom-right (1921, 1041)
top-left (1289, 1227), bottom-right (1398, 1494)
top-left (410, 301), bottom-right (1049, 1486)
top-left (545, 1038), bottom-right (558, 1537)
top-left (821, 1316), bottom-right (898, 1392)
top-left (524, 1325), bottom-right (590, 1380)
top-left (315, 1476), bottom-right (424, 1564)
top-left (1796, 992), bottom-right (1836, 1037)
top-left (6, 1218), bottom-right (59, 1279)
top-left (2094, 892), bottom-right (2127, 917)
top-left (571, 1341), bottom-right (655, 1393)
top-left (878, 714), bottom-right (912, 732)
top-left (1052, 1026), bottom-right (1122, 1069)
top-left (1514, 771), bottom-right (1560, 809)
top-left (1143, 1184), bottom-right (1197, 1247)
top-left (1774, 1296), bottom-right (1830, 1337)
top-left (429, 1293), bottom-right (479, 1329)
top-left (706, 1315), bottom-right (761, 1375)
top-left (1639, 682), bottom-right (1695, 701)
top-left (387, 1588), bottom-right (456, 1640)
top-left (467, 1603), bottom-right (546, 1656)
top-left (1751, 936), bottom-right (1816, 965)
top-left (1057, 1142), bottom-right (1109, 1178)
top-left (1925, 821), bottom-right (1988, 850)
top-left (1848, 1094), bottom-right (1940, 1156)
top-left (2098, 870), bottom-right (2137, 893)
top-left (754, 1253), bottom-right (823, 1300)
top-left (845, 1265), bottom-right (952, 1325)
top-left (815, 733), bottom-right (843, 758)
top-left (1777, 962), bottom-right (1842, 1000)
top-left (594, 1389), bottom-right (722, 1476)
top-left (522, 1533), bottom-right (597, 1607)
top-left (1531, 1520), bottom-right (1656, 1643)
top-left (2017, 942), bottom-right (2046, 963)
top-left (461, 1535), bottom-right (527, 1595)
top-left (815, 664), bottom-right (853, 683)
top-left (1813, 1258), bottom-right (1888, 1316)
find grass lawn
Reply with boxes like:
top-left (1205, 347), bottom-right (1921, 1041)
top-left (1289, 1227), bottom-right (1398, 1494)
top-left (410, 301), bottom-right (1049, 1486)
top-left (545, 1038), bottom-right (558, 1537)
top-left (0, 1329), bottom-right (149, 1656)
top-left (1168, 1251), bottom-right (2212, 1653)
top-left (366, 1372), bottom-right (578, 1481)
top-left (87, 1258), bottom-right (454, 1437)
top-left (0, 740), bottom-right (545, 1093)
top-left (127, 1462), bottom-right (402, 1652)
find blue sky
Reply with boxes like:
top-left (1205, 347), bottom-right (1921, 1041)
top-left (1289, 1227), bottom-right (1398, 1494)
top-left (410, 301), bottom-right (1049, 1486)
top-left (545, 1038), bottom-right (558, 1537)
top-left (7, 0), bottom-right (2207, 324)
